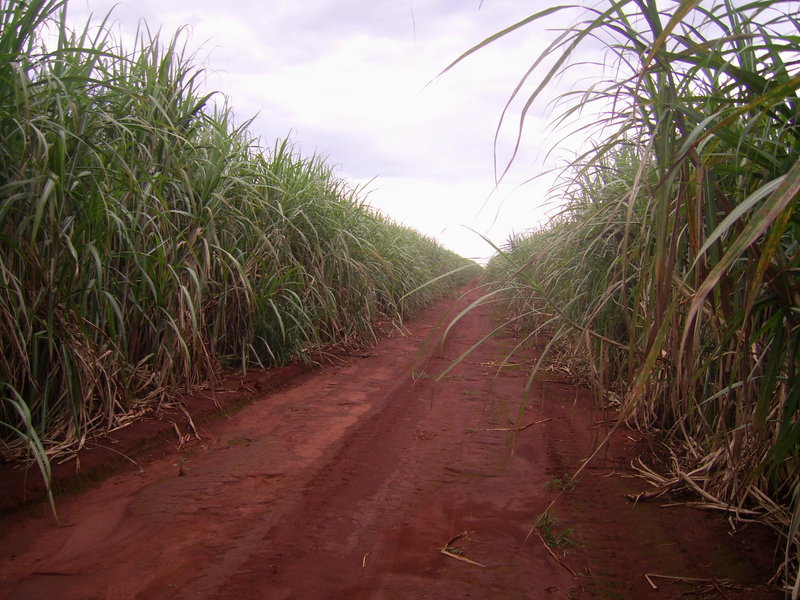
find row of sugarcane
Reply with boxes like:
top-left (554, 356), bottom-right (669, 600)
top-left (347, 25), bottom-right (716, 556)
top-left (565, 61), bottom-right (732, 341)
top-left (0, 0), bottom-right (479, 493)
top-left (473, 0), bottom-right (800, 591)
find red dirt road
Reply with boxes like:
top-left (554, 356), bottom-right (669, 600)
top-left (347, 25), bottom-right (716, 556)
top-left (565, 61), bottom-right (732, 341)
top-left (0, 285), bottom-right (781, 599)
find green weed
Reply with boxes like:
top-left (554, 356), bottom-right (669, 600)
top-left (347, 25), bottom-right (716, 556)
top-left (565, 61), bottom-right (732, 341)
top-left (544, 473), bottom-right (579, 492)
top-left (534, 510), bottom-right (577, 556)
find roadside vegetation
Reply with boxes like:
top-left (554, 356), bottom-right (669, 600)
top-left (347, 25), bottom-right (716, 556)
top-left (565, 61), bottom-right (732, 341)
top-left (463, 0), bottom-right (799, 591)
top-left (0, 0), bottom-right (479, 496)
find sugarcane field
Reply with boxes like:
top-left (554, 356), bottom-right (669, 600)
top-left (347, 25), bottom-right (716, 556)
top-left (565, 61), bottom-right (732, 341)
top-left (1, 1), bottom-right (798, 598)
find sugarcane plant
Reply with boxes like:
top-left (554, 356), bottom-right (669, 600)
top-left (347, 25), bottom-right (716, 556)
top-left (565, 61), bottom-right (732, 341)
top-left (460, 0), bottom-right (800, 591)
top-left (0, 0), bottom-right (479, 504)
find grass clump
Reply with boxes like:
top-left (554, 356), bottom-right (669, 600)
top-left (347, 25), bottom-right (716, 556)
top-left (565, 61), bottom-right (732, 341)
top-left (544, 473), bottom-right (579, 492)
top-left (534, 509), bottom-right (577, 556)
top-left (459, 0), bottom-right (800, 588)
top-left (0, 0), bottom-right (479, 496)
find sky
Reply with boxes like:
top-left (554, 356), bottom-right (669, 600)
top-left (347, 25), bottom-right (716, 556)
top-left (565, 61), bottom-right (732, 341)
top-left (66, 0), bottom-right (592, 263)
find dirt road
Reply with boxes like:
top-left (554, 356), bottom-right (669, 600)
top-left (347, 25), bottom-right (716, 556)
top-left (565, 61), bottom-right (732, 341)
top-left (0, 285), bottom-right (780, 599)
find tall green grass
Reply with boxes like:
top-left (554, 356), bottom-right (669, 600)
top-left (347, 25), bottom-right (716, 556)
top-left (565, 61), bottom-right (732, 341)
top-left (463, 0), bottom-right (800, 590)
top-left (0, 0), bottom-right (479, 490)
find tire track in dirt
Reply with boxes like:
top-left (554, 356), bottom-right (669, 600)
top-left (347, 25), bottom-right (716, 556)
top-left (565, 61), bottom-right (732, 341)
top-left (205, 288), bottom-right (580, 599)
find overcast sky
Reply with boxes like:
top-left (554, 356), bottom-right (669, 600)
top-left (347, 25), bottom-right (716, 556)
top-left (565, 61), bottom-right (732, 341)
top-left (66, 0), bottom-right (592, 263)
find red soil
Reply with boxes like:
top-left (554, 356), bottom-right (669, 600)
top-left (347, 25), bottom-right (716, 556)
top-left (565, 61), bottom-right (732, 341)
top-left (0, 285), bottom-right (782, 599)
